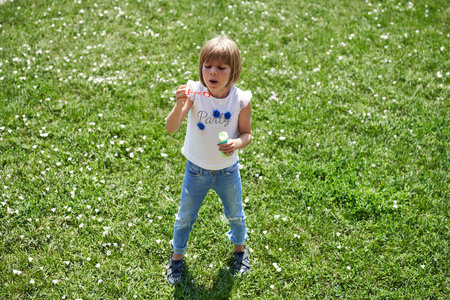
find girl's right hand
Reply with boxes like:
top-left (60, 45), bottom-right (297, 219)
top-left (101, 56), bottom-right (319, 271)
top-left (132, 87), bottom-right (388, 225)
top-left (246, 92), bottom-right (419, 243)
top-left (175, 85), bottom-right (189, 108)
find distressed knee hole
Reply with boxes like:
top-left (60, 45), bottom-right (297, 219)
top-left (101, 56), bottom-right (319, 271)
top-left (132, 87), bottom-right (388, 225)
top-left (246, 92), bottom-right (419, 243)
top-left (227, 216), bottom-right (245, 222)
top-left (175, 214), bottom-right (194, 228)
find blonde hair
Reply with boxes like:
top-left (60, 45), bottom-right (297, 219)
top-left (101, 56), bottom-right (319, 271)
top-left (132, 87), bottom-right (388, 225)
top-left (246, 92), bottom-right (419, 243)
top-left (198, 36), bottom-right (242, 89)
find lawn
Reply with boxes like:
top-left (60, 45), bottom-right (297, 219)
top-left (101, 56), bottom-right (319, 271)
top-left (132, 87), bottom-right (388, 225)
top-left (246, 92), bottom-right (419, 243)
top-left (0, 0), bottom-right (449, 299)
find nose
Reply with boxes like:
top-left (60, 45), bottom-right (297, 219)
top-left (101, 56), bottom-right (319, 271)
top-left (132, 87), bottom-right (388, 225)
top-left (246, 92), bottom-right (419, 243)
top-left (210, 66), bottom-right (218, 75)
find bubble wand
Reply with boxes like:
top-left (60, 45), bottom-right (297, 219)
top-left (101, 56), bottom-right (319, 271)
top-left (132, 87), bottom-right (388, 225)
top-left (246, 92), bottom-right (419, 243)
top-left (185, 84), bottom-right (211, 98)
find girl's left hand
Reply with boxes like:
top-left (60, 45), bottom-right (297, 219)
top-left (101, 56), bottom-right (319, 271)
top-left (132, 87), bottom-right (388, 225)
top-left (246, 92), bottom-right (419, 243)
top-left (217, 139), bottom-right (238, 156)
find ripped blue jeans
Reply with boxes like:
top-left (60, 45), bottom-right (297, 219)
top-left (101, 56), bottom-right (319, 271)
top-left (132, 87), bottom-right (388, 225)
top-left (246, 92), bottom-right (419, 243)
top-left (172, 160), bottom-right (247, 255)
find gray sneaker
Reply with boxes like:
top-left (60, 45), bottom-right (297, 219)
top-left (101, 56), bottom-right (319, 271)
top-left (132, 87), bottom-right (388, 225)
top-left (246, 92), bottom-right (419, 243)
top-left (233, 247), bottom-right (251, 276)
top-left (167, 255), bottom-right (184, 285)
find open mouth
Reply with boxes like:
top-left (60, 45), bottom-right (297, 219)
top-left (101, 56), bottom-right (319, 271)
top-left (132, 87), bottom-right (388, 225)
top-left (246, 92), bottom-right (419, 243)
top-left (209, 80), bottom-right (218, 85)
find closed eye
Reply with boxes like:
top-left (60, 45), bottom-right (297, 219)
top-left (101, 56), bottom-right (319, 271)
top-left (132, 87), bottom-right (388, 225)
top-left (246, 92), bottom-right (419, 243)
top-left (203, 65), bottom-right (227, 70)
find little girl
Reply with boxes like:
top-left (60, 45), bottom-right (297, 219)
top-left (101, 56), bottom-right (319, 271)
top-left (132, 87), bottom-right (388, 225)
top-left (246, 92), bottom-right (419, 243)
top-left (165, 36), bottom-right (252, 285)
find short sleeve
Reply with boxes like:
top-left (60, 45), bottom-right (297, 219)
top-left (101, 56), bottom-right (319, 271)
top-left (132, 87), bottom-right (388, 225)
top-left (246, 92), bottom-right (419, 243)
top-left (238, 89), bottom-right (252, 110)
top-left (186, 80), bottom-right (200, 102)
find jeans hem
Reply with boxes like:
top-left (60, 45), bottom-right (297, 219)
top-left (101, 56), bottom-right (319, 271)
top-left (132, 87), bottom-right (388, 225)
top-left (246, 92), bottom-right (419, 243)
top-left (226, 230), bottom-right (248, 246)
top-left (170, 239), bottom-right (188, 255)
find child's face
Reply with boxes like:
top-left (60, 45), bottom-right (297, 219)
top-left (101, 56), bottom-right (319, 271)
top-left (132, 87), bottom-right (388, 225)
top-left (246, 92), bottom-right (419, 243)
top-left (202, 60), bottom-right (231, 98)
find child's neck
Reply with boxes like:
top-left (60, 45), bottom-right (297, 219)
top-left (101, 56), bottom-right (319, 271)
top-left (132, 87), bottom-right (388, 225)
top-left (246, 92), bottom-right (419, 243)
top-left (209, 87), bottom-right (231, 99)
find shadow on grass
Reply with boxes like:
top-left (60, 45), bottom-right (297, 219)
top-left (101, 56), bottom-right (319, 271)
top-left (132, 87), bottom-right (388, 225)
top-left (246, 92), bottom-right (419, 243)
top-left (173, 258), bottom-right (236, 300)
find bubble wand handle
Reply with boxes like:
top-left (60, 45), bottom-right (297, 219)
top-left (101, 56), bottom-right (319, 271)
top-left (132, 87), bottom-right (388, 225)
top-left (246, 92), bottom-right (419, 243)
top-left (219, 131), bottom-right (229, 157)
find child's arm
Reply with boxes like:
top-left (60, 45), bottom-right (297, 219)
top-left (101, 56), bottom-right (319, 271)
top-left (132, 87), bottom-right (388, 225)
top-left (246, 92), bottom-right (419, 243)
top-left (166, 85), bottom-right (194, 133)
top-left (218, 103), bottom-right (252, 156)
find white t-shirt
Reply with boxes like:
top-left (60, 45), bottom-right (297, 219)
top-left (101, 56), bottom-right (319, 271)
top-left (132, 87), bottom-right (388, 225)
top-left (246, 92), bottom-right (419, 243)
top-left (181, 80), bottom-right (252, 170)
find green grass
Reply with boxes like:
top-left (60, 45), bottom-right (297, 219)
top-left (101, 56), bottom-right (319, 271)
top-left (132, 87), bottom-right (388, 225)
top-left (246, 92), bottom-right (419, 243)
top-left (0, 0), bottom-right (449, 299)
